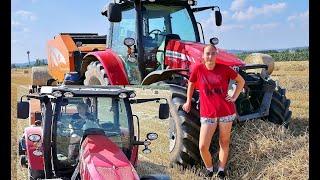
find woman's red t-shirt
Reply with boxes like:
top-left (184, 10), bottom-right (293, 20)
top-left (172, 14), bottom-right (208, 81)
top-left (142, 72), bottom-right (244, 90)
top-left (189, 63), bottom-right (238, 118)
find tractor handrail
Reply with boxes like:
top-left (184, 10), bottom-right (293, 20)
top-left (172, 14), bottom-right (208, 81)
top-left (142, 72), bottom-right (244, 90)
top-left (240, 64), bottom-right (268, 70)
top-left (130, 98), bottom-right (168, 104)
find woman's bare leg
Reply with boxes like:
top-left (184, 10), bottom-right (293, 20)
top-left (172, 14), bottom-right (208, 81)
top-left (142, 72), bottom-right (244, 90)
top-left (218, 121), bottom-right (233, 168)
top-left (199, 122), bottom-right (218, 168)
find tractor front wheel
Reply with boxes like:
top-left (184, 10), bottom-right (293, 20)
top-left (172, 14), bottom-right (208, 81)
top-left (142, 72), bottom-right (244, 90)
top-left (168, 93), bottom-right (204, 168)
top-left (83, 61), bottom-right (109, 86)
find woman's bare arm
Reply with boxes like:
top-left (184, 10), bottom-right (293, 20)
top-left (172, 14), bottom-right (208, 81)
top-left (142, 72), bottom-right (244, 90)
top-left (182, 81), bottom-right (196, 112)
top-left (226, 74), bottom-right (245, 102)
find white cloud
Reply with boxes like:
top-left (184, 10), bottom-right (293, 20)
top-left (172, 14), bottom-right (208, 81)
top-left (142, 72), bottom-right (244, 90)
top-left (201, 12), bottom-right (216, 29)
top-left (217, 24), bottom-right (245, 32)
top-left (11, 39), bottom-right (19, 44)
top-left (11, 20), bottom-right (22, 27)
top-left (23, 27), bottom-right (30, 32)
top-left (230, 0), bottom-right (246, 11)
top-left (288, 10), bottom-right (309, 22)
top-left (221, 10), bottom-right (230, 20)
top-left (250, 23), bottom-right (278, 30)
top-left (232, 2), bottom-right (287, 21)
top-left (15, 10), bottom-right (37, 21)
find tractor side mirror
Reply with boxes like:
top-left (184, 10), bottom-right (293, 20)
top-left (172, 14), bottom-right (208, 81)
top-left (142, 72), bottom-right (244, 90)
top-left (215, 10), bottom-right (222, 26)
top-left (108, 3), bottom-right (122, 22)
top-left (17, 101), bottom-right (29, 119)
top-left (159, 103), bottom-right (169, 119)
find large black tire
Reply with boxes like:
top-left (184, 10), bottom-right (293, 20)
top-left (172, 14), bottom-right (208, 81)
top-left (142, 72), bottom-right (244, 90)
top-left (168, 92), bottom-right (208, 168)
top-left (28, 168), bottom-right (44, 180)
top-left (140, 174), bottom-right (170, 180)
top-left (267, 86), bottom-right (292, 128)
top-left (83, 61), bottom-right (109, 85)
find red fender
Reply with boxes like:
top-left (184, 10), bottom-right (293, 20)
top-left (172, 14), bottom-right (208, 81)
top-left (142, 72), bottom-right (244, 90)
top-left (24, 126), bottom-right (44, 170)
top-left (164, 40), bottom-right (246, 73)
top-left (79, 135), bottom-right (139, 180)
top-left (84, 49), bottom-right (130, 85)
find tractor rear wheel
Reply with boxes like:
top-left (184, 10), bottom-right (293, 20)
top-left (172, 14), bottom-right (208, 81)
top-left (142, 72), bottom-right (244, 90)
top-left (83, 61), bottom-right (109, 85)
top-left (267, 86), bottom-right (292, 128)
top-left (168, 93), bottom-right (206, 168)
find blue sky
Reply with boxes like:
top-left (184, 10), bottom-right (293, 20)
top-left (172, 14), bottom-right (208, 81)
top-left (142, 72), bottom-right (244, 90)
top-left (11, 0), bottom-right (309, 63)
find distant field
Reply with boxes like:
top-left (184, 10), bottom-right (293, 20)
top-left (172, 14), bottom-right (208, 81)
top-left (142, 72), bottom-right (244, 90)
top-left (11, 61), bottom-right (308, 180)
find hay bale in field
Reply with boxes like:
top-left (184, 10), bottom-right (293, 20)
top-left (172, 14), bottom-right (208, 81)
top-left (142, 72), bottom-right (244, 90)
top-left (31, 66), bottom-right (53, 86)
top-left (23, 70), bottom-right (29, 74)
top-left (244, 53), bottom-right (275, 77)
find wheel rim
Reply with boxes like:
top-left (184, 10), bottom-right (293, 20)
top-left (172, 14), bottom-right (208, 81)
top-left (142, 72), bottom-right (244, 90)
top-left (169, 118), bottom-right (176, 152)
top-left (88, 77), bottom-right (102, 85)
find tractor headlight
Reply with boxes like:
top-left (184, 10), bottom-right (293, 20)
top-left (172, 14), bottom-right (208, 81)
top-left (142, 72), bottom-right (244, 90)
top-left (147, 133), bottom-right (158, 141)
top-left (188, 0), bottom-right (197, 6)
top-left (52, 91), bottom-right (62, 97)
top-left (28, 134), bottom-right (41, 142)
top-left (63, 92), bottom-right (74, 97)
top-left (210, 37), bottom-right (219, 45)
top-left (142, 148), bottom-right (151, 154)
top-left (124, 38), bottom-right (135, 47)
top-left (129, 92), bottom-right (136, 98)
top-left (127, 57), bottom-right (136, 63)
top-left (119, 93), bottom-right (128, 99)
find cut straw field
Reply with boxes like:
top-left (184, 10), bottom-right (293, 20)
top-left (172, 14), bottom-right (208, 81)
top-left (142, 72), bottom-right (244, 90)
top-left (11, 61), bottom-right (309, 180)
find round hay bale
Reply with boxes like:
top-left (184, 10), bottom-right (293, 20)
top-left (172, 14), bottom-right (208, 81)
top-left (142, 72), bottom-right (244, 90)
top-left (244, 53), bottom-right (275, 77)
top-left (31, 66), bottom-right (53, 86)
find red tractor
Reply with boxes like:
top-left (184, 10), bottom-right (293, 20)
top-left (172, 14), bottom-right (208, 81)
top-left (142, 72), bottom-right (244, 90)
top-left (18, 85), bottom-right (170, 179)
top-left (31, 0), bottom-right (291, 169)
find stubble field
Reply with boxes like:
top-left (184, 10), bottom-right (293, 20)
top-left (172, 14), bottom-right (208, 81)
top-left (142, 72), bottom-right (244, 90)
top-left (11, 61), bottom-right (309, 180)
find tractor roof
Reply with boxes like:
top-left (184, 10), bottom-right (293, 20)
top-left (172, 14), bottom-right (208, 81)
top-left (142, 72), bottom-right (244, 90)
top-left (39, 85), bottom-right (135, 98)
top-left (114, 0), bottom-right (195, 6)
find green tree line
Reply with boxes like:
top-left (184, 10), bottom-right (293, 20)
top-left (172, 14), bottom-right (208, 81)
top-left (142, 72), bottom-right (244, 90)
top-left (11, 59), bottom-right (47, 69)
top-left (236, 49), bottom-right (309, 61)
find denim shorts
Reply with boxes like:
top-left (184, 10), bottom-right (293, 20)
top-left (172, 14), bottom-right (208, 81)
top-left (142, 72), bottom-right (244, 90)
top-left (200, 114), bottom-right (237, 124)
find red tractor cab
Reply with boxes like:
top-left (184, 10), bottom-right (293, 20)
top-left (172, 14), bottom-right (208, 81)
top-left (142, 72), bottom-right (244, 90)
top-left (17, 86), bottom-right (170, 180)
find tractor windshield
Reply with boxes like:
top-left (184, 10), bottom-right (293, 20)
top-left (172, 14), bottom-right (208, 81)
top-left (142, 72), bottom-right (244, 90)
top-left (55, 96), bottom-right (131, 164)
top-left (143, 4), bottom-right (196, 42)
top-left (142, 4), bottom-right (197, 71)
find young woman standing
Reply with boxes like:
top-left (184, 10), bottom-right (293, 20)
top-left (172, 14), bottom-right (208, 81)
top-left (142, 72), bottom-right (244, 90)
top-left (182, 44), bottom-right (245, 179)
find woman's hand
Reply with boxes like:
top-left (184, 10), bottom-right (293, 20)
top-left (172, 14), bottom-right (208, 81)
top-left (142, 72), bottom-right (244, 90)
top-left (183, 81), bottom-right (195, 113)
top-left (182, 101), bottom-right (192, 113)
top-left (225, 94), bottom-right (238, 102)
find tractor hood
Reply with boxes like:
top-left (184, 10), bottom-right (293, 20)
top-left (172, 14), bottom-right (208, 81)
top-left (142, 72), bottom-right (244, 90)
top-left (164, 39), bottom-right (245, 70)
top-left (79, 134), bottom-right (139, 180)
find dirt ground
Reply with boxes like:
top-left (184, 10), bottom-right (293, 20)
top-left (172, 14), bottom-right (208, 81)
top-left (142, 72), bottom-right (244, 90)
top-left (11, 61), bottom-right (309, 179)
